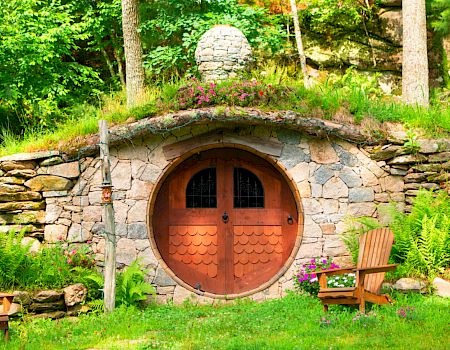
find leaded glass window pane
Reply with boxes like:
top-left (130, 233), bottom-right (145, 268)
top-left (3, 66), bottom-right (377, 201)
top-left (233, 167), bottom-right (264, 208)
top-left (186, 168), bottom-right (217, 208)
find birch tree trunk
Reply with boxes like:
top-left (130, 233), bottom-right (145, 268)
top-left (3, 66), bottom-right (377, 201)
top-left (121, 0), bottom-right (145, 108)
top-left (289, 0), bottom-right (310, 88)
top-left (402, 0), bottom-right (429, 107)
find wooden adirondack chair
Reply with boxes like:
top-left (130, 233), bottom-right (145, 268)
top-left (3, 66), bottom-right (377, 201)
top-left (0, 293), bottom-right (14, 341)
top-left (317, 228), bottom-right (397, 313)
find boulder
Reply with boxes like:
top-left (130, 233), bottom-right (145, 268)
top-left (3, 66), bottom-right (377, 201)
top-left (0, 183), bottom-right (26, 193)
top-left (393, 278), bottom-right (426, 293)
top-left (40, 156), bottom-right (63, 166)
top-left (63, 283), bottom-right (88, 306)
top-left (29, 300), bottom-right (65, 312)
top-left (12, 291), bottom-right (32, 306)
top-left (432, 277), bottom-right (450, 298)
top-left (25, 175), bottom-right (73, 191)
top-left (33, 290), bottom-right (64, 303)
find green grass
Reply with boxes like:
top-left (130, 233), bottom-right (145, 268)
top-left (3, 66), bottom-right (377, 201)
top-left (1, 292), bottom-right (448, 349)
top-left (1, 68), bottom-right (449, 157)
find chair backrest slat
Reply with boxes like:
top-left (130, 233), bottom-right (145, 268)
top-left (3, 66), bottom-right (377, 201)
top-left (357, 228), bottom-right (394, 294)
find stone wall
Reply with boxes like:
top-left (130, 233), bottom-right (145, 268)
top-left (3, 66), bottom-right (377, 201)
top-left (0, 124), bottom-right (449, 304)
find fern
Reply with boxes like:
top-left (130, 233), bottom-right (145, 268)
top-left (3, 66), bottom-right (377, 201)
top-left (391, 189), bottom-right (450, 278)
top-left (87, 299), bottom-right (104, 315)
top-left (0, 229), bottom-right (34, 289)
top-left (341, 216), bottom-right (383, 264)
top-left (116, 259), bottom-right (155, 307)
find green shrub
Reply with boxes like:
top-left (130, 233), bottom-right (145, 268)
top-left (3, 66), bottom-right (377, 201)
top-left (390, 189), bottom-right (450, 278)
top-left (116, 259), bottom-right (155, 307)
top-left (0, 230), bottom-right (34, 288)
top-left (341, 216), bottom-right (383, 264)
top-left (0, 229), bottom-right (101, 292)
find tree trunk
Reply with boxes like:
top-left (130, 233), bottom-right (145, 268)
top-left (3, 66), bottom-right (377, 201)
top-left (402, 0), bottom-right (429, 107)
top-left (102, 48), bottom-right (117, 80)
top-left (121, 0), bottom-right (145, 108)
top-left (289, 0), bottom-right (310, 88)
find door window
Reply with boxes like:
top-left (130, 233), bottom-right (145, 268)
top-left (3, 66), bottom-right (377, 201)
top-left (186, 168), bottom-right (217, 208)
top-left (233, 167), bottom-right (264, 208)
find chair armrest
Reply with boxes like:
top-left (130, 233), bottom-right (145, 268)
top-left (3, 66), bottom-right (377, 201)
top-left (315, 267), bottom-right (356, 276)
top-left (357, 264), bottom-right (398, 276)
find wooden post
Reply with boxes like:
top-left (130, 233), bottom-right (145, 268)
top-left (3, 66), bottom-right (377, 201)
top-left (99, 120), bottom-right (116, 313)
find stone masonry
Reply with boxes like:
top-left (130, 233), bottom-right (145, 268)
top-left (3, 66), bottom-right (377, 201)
top-left (195, 25), bottom-right (252, 82)
top-left (0, 123), bottom-right (449, 304)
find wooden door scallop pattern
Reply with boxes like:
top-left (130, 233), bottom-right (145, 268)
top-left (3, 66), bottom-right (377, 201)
top-left (152, 148), bottom-right (300, 297)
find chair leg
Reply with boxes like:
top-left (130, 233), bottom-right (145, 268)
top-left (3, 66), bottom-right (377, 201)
top-left (359, 300), bottom-right (365, 313)
top-left (323, 304), bottom-right (328, 312)
top-left (4, 329), bottom-right (9, 342)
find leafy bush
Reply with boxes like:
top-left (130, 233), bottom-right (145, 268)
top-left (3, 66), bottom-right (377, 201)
top-left (390, 189), bottom-right (450, 278)
top-left (116, 259), bottom-right (155, 307)
top-left (0, 230), bottom-right (34, 288)
top-left (341, 216), bottom-right (383, 264)
top-left (294, 258), bottom-right (355, 296)
top-left (0, 229), bottom-right (100, 291)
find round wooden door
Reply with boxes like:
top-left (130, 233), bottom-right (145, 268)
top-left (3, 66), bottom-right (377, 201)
top-left (153, 148), bottom-right (298, 295)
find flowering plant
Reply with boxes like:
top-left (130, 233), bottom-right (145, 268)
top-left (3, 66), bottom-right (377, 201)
top-left (175, 78), bottom-right (289, 109)
top-left (63, 244), bottom-right (96, 268)
top-left (294, 258), bottom-right (355, 296)
top-left (397, 306), bottom-right (416, 321)
top-left (352, 311), bottom-right (379, 327)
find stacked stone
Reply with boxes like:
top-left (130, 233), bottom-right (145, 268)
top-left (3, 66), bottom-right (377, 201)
top-left (195, 25), bottom-right (252, 82)
top-left (0, 151), bottom-right (70, 248)
top-left (364, 139), bottom-right (450, 211)
top-left (3, 284), bottom-right (88, 319)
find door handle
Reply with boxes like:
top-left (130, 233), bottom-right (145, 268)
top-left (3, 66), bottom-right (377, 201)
top-left (287, 215), bottom-right (294, 225)
top-left (222, 211), bottom-right (229, 223)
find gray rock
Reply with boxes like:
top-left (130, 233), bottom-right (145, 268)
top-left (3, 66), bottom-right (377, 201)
top-left (39, 156), bottom-right (63, 166)
top-left (348, 187), bottom-right (375, 202)
top-left (333, 144), bottom-right (358, 167)
top-left (393, 278), bottom-right (426, 293)
top-left (279, 145), bottom-right (310, 169)
top-left (339, 167), bottom-right (362, 188)
top-left (432, 277), bottom-right (450, 298)
top-left (38, 161), bottom-right (80, 179)
top-left (31, 310), bottom-right (66, 319)
top-left (314, 165), bottom-right (334, 185)
top-left (154, 267), bottom-right (177, 287)
top-left (128, 223), bottom-right (148, 239)
top-left (13, 291), bottom-right (32, 306)
top-left (277, 129), bottom-right (301, 144)
top-left (322, 177), bottom-right (348, 199)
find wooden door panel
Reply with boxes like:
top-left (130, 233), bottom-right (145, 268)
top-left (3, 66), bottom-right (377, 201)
top-left (168, 225), bottom-right (222, 293)
top-left (232, 209), bottom-right (282, 225)
top-left (233, 225), bottom-right (283, 293)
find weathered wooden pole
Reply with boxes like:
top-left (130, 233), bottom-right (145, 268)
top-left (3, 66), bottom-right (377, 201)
top-left (99, 120), bottom-right (116, 313)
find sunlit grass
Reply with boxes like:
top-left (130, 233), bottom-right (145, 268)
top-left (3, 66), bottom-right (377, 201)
top-left (1, 293), bottom-right (448, 350)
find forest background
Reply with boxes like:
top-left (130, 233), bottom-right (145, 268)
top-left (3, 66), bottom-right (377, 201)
top-left (1, 0), bottom-right (449, 144)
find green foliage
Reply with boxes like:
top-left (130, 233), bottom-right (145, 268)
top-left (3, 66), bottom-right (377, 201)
top-left (341, 216), bottom-right (383, 264)
top-left (116, 259), bottom-right (155, 307)
top-left (0, 229), bottom-right (101, 292)
top-left (429, 0), bottom-right (450, 35)
top-left (0, 230), bottom-right (34, 288)
top-left (140, 0), bottom-right (286, 79)
top-left (389, 189), bottom-right (450, 278)
top-left (403, 130), bottom-right (421, 154)
top-left (0, 0), bottom-right (102, 130)
top-left (299, 0), bottom-right (373, 38)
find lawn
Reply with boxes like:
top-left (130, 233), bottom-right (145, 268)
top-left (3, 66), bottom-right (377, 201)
top-left (1, 292), bottom-right (448, 350)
